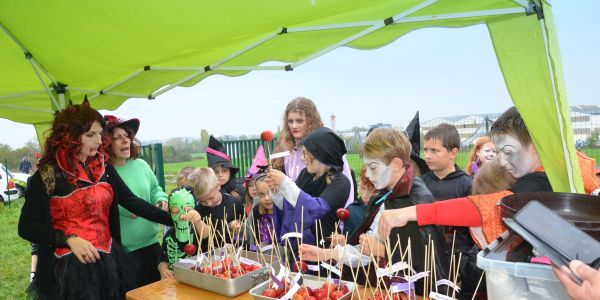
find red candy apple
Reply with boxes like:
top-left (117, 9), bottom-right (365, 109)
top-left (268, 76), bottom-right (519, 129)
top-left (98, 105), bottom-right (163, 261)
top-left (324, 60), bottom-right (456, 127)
top-left (294, 260), bottom-right (308, 273)
top-left (261, 130), bottom-right (274, 142)
top-left (335, 208), bottom-right (350, 221)
top-left (183, 244), bottom-right (196, 256)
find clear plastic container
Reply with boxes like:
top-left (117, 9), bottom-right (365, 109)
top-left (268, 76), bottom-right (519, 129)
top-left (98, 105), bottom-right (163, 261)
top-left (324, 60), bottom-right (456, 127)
top-left (476, 232), bottom-right (569, 300)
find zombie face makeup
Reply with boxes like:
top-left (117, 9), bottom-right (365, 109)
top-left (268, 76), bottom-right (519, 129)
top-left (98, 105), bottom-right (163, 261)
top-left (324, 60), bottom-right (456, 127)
top-left (493, 134), bottom-right (540, 179)
top-left (169, 189), bottom-right (196, 242)
top-left (363, 157), bottom-right (392, 190)
top-left (477, 142), bottom-right (497, 163)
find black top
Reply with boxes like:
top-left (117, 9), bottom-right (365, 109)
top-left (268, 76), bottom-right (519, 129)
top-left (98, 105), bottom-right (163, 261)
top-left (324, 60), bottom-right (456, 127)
top-left (296, 168), bottom-right (350, 242)
top-left (421, 165), bottom-right (474, 254)
top-left (509, 171), bottom-right (553, 193)
top-left (420, 165), bottom-right (473, 200)
top-left (195, 192), bottom-right (244, 251)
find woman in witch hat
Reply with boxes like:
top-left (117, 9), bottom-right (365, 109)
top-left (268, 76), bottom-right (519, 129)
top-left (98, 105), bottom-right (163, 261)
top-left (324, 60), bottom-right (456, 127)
top-left (104, 114), bottom-right (169, 287)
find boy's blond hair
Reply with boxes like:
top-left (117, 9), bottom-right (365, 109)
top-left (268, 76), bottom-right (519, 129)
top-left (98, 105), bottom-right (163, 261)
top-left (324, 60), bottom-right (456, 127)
top-left (361, 128), bottom-right (412, 166)
top-left (187, 167), bottom-right (218, 199)
top-left (176, 166), bottom-right (195, 187)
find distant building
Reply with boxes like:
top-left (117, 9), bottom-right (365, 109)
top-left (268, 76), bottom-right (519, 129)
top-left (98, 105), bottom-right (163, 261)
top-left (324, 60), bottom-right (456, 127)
top-left (330, 114), bottom-right (336, 132)
top-left (422, 114), bottom-right (499, 146)
top-left (570, 105), bottom-right (600, 145)
top-left (422, 105), bottom-right (600, 147)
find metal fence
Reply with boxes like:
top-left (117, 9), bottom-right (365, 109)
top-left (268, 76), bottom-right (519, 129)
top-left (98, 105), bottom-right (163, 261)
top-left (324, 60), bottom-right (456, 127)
top-left (222, 139), bottom-right (276, 178)
top-left (139, 143), bottom-right (166, 190)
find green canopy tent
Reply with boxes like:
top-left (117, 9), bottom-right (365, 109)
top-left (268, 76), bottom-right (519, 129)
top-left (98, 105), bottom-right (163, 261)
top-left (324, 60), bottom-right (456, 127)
top-left (0, 0), bottom-right (583, 193)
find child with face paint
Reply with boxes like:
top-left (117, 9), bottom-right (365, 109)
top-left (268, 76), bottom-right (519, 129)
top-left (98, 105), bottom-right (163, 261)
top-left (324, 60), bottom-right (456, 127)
top-left (300, 128), bottom-right (450, 291)
top-left (158, 189), bottom-right (208, 279)
top-left (378, 107), bottom-right (554, 249)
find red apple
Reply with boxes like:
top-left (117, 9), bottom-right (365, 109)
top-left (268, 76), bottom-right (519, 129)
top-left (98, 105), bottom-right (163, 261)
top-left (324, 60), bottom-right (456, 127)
top-left (293, 261), bottom-right (308, 273)
top-left (330, 290), bottom-right (345, 300)
top-left (321, 282), bottom-right (337, 294)
top-left (338, 284), bottom-right (349, 295)
top-left (262, 288), bottom-right (278, 298)
top-left (261, 130), bottom-right (274, 142)
top-left (335, 208), bottom-right (350, 221)
top-left (183, 244), bottom-right (196, 256)
top-left (313, 288), bottom-right (328, 300)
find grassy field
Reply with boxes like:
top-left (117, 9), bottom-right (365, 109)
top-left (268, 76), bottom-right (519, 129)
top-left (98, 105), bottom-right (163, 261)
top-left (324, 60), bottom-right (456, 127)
top-left (163, 158), bottom-right (208, 193)
top-left (0, 199), bottom-right (31, 299)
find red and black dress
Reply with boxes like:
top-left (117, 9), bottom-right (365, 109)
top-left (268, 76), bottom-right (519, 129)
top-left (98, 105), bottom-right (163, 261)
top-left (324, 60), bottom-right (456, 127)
top-left (18, 150), bottom-right (172, 300)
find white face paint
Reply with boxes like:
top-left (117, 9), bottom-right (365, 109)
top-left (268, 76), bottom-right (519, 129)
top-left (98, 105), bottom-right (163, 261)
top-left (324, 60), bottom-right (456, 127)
top-left (363, 157), bottom-right (392, 190)
top-left (493, 134), bottom-right (540, 179)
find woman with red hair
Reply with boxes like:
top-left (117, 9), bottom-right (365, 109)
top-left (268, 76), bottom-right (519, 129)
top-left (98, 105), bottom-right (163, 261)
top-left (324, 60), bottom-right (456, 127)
top-left (18, 99), bottom-right (200, 299)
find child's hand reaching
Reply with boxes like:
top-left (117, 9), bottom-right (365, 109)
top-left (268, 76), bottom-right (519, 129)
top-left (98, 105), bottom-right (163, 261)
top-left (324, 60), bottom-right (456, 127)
top-left (228, 220), bottom-right (242, 232)
top-left (266, 168), bottom-right (287, 192)
top-left (180, 209), bottom-right (203, 229)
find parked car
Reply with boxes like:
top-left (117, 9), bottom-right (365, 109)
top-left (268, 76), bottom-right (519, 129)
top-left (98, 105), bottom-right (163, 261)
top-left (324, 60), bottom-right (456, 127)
top-left (0, 163), bottom-right (30, 202)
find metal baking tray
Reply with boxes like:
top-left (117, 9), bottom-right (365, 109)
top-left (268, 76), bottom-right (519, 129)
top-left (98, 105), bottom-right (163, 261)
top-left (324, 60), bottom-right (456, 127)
top-left (174, 247), bottom-right (279, 297)
top-left (249, 273), bottom-right (356, 300)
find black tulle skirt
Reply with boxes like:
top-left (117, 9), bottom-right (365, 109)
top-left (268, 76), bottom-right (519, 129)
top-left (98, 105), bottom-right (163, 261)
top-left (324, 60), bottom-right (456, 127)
top-left (28, 241), bottom-right (137, 300)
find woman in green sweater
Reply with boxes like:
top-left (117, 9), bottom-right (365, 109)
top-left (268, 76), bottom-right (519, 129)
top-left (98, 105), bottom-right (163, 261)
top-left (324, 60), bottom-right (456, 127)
top-left (104, 115), bottom-right (168, 287)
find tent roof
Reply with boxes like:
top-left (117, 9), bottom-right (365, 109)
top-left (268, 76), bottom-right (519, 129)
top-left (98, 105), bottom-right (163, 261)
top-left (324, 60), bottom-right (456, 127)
top-left (0, 0), bottom-right (530, 124)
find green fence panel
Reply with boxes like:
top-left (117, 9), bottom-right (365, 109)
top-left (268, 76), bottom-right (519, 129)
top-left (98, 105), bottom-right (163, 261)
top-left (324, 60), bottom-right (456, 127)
top-left (223, 139), bottom-right (276, 178)
top-left (139, 143), bottom-right (165, 190)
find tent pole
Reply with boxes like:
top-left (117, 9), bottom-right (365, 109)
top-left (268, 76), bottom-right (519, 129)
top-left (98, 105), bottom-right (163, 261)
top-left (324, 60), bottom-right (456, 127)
top-left (537, 6), bottom-right (577, 192)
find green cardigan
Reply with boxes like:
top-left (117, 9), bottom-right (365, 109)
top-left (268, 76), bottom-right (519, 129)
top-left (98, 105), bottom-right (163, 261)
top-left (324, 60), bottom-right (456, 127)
top-left (115, 159), bottom-right (168, 252)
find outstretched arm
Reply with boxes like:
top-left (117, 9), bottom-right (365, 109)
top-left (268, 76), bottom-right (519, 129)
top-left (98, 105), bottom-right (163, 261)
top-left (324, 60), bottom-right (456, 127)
top-left (378, 197), bottom-right (482, 239)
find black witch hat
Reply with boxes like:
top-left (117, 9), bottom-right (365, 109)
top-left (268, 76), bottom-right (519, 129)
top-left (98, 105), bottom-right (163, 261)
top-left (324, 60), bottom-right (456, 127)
top-left (206, 135), bottom-right (239, 177)
top-left (405, 111), bottom-right (430, 174)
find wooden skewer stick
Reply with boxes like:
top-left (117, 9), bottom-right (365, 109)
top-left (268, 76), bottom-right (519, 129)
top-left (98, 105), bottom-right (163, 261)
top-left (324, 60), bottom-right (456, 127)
top-left (344, 236), bottom-right (363, 300)
top-left (432, 241), bottom-right (438, 295)
top-left (451, 252), bottom-right (462, 300)
top-left (471, 271), bottom-right (485, 300)
top-left (447, 230), bottom-right (457, 297)
top-left (358, 234), bottom-right (376, 300)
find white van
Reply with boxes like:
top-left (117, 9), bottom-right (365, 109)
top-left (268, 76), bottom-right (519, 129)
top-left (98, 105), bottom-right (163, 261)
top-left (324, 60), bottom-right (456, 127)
top-left (0, 163), bottom-right (30, 202)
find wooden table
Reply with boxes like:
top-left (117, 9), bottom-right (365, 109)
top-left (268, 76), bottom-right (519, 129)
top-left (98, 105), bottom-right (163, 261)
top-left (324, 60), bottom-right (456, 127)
top-left (127, 278), bottom-right (424, 300)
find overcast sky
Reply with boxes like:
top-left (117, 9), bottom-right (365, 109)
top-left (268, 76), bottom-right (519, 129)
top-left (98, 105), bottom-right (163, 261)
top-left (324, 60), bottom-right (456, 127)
top-left (1, 0), bottom-right (598, 148)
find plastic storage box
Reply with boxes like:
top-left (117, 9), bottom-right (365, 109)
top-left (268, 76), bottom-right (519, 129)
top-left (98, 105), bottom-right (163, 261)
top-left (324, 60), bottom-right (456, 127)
top-left (477, 232), bottom-right (569, 300)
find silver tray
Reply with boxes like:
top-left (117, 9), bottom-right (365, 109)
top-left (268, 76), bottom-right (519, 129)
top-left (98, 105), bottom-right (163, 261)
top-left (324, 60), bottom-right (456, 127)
top-left (174, 248), bottom-right (279, 297)
top-left (249, 273), bottom-right (356, 300)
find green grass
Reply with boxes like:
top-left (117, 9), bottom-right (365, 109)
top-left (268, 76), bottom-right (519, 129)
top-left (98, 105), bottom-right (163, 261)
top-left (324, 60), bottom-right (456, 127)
top-left (163, 159), bottom-right (207, 193)
top-left (0, 198), bottom-right (30, 299)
